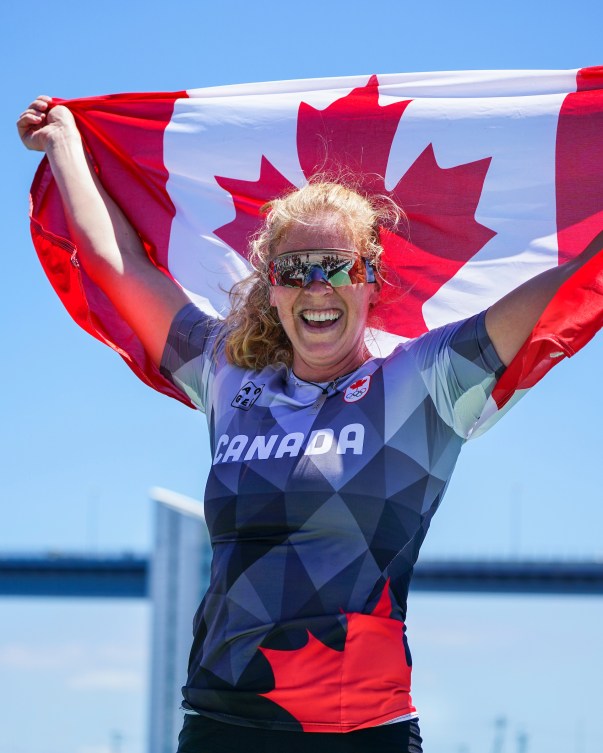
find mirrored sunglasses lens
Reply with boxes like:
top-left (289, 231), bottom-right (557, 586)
top-left (270, 253), bottom-right (370, 287)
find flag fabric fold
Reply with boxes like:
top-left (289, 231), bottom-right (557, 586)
top-left (29, 68), bottom-right (603, 413)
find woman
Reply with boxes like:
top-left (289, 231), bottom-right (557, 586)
top-left (18, 96), bottom-right (601, 752)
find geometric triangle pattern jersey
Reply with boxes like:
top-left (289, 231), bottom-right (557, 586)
top-left (160, 304), bottom-right (505, 732)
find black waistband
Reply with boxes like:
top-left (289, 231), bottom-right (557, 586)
top-left (177, 713), bottom-right (423, 753)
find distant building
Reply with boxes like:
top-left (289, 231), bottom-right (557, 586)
top-left (148, 488), bottom-right (211, 753)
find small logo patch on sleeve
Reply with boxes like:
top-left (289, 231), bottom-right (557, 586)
top-left (231, 381), bottom-right (264, 410)
top-left (344, 375), bottom-right (371, 403)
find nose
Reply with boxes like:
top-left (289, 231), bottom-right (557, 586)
top-left (302, 281), bottom-right (334, 300)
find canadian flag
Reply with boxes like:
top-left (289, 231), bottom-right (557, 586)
top-left (30, 68), bottom-right (603, 424)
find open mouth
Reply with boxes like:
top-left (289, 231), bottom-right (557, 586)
top-left (300, 309), bottom-right (342, 329)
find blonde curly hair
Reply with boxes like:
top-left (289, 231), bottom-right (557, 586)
top-left (220, 180), bottom-right (403, 370)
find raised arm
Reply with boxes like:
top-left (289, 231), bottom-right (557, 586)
top-left (18, 96), bottom-right (190, 368)
top-left (485, 231), bottom-right (603, 366)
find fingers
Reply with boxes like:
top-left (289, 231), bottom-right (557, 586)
top-left (18, 96), bottom-right (50, 126)
top-left (17, 96), bottom-right (55, 151)
top-left (31, 95), bottom-right (52, 110)
top-left (19, 94), bottom-right (51, 118)
top-left (18, 111), bottom-right (44, 127)
top-left (16, 112), bottom-right (44, 144)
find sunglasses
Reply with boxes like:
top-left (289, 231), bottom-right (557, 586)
top-left (268, 249), bottom-right (377, 288)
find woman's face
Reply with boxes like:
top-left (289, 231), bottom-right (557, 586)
top-left (269, 217), bottom-right (379, 382)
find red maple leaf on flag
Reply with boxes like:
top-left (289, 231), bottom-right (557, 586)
top-left (258, 581), bottom-right (413, 731)
top-left (214, 75), bottom-right (495, 338)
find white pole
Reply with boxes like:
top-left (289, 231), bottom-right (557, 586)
top-left (147, 488), bottom-right (211, 753)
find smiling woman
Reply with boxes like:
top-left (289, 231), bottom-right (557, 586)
top-left (17, 95), bottom-right (602, 753)
top-left (220, 181), bottom-right (401, 377)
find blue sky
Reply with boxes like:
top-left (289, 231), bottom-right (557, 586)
top-left (1, 1), bottom-right (602, 752)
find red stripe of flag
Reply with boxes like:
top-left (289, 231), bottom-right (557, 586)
top-left (29, 91), bottom-right (193, 406)
top-left (492, 67), bottom-right (603, 407)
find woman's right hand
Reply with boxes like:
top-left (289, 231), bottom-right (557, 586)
top-left (17, 95), bottom-right (78, 153)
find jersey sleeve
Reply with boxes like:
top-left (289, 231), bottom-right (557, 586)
top-left (159, 302), bottom-right (222, 412)
top-left (406, 310), bottom-right (506, 439)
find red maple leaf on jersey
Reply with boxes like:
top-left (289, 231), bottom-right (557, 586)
top-left (214, 75), bottom-right (495, 338)
top-left (350, 378), bottom-right (368, 390)
top-left (258, 581), bottom-right (414, 731)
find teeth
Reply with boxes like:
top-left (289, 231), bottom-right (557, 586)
top-left (302, 310), bottom-right (341, 322)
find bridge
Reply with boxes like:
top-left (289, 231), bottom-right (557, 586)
top-left (2, 553), bottom-right (603, 598)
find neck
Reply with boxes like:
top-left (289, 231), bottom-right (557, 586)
top-left (291, 373), bottom-right (341, 394)
top-left (291, 347), bottom-right (371, 383)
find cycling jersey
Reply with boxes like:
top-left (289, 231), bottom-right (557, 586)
top-left (161, 303), bottom-right (505, 733)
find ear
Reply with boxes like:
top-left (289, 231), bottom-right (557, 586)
top-left (369, 279), bottom-right (382, 308)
